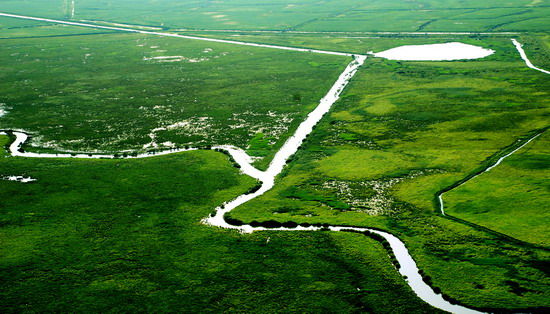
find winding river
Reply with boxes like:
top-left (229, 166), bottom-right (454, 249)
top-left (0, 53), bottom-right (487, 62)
top-left (1, 55), bottom-right (481, 313)
top-left (2, 12), bottom-right (547, 313)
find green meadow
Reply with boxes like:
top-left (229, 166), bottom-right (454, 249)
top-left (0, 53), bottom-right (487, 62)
top-left (0, 18), bottom-right (113, 39)
top-left (0, 0), bottom-right (549, 312)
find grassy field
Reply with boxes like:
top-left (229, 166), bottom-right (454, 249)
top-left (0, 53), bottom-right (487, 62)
top-left (1, 1), bottom-right (549, 312)
top-left (0, 27), bottom-right (349, 168)
top-left (444, 132), bottom-right (549, 246)
top-left (1, 0), bottom-right (548, 32)
top-left (228, 36), bottom-right (550, 309)
top-left (0, 135), bottom-right (440, 313)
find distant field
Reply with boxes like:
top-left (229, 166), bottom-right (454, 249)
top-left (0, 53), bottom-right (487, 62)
top-left (445, 132), bottom-right (549, 246)
top-left (520, 33), bottom-right (550, 68)
top-left (0, 25), bottom-right (348, 167)
top-left (0, 0), bottom-right (548, 32)
top-left (228, 36), bottom-right (550, 309)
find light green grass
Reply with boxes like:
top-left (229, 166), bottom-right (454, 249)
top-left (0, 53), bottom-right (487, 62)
top-left (444, 132), bottom-right (549, 246)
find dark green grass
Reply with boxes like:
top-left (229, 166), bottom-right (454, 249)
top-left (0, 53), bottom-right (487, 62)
top-left (0, 2), bottom-right (548, 311)
top-left (0, 134), bottom-right (439, 313)
top-left (228, 36), bottom-right (550, 309)
top-left (0, 31), bottom-right (348, 167)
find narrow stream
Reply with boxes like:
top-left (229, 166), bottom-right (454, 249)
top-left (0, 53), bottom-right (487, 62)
top-left (512, 39), bottom-right (550, 75)
top-left (202, 56), bottom-right (482, 314)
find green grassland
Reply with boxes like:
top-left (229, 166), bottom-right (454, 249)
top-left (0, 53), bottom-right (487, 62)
top-left (0, 27), bottom-right (349, 167)
top-left (444, 132), bottom-right (549, 246)
top-left (228, 36), bottom-right (550, 309)
top-left (1, 0), bottom-right (548, 32)
top-left (0, 134), bottom-right (439, 313)
top-left (1, 1), bottom-right (549, 312)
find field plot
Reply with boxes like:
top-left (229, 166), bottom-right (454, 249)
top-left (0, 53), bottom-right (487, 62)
top-left (0, 28), bottom-right (348, 166)
top-left (228, 37), bottom-right (550, 309)
top-left (1, 0), bottom-right (547, 32)
top-left (444, 132), bottom-right (549, 246)
top-left (0, 133), bottom-right (439, 313)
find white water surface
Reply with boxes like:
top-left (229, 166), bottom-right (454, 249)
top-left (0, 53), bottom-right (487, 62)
top-left (373, 42), bottom-right (494, 61)
top-left (0, 104), bottom-right (7, 118)
top-left (203, 56), bottom-right (366, 229)
top-left (511, 39), bottom-right (550, 74)
top-left (8, 131), bottom-right (200, 159)
top-left (1, 64), bottom-right (484, 314)
top-left (2, 175), bottom-right (36, 183)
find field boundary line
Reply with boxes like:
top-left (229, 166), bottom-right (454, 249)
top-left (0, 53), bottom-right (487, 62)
top-left (171, 29), bottom-right (520, 35)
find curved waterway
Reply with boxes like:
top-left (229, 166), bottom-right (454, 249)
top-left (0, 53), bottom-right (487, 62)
top-left (1, 55), bottom-right (482, 313)
top-left (0, 12), bottom-right (503, 312)
top-left (200, 56), bottom-right (482, 314)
